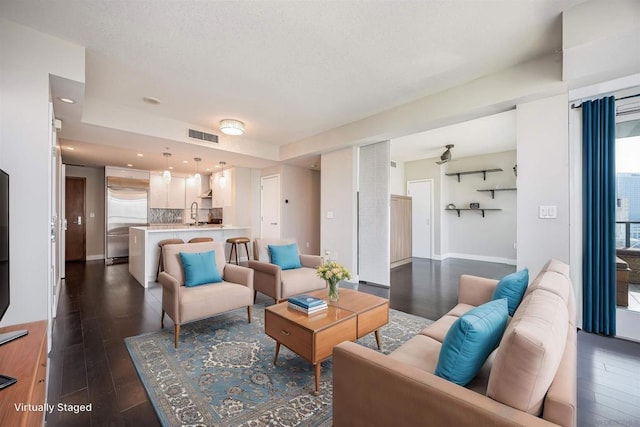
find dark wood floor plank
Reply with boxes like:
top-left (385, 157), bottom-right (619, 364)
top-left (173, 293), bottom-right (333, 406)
top-left (45, 257), bottom-right (640, 426)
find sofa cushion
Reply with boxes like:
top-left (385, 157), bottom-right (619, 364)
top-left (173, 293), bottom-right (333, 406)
top-left (446, 303), bottom-right (476, 318)
top-left (492, 268), bottom-right (529, 316)
top-left (179, 250), bottom-right (222, 287)
top-left (486, 288), bottom-right (568, 415)
top-left (434, 298), bottom-right (509, 386)
top-left (526, 260), bottom-right (576, 327)
top-left (419, 315), bottom-right (458, 343)
top-left (268, 243), bottom-right (302, 270)
top-left (388, 334), bottom-right (442, 373)
top-left (280, 267), bottom-right (326, 299)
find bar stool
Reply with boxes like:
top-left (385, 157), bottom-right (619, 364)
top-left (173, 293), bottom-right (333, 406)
top-left (156, 238), bottom-right (184, 281)
top-left (188, 237), bottom-right (214, 243)
top-left (226, 237), bottom-right (250, 265)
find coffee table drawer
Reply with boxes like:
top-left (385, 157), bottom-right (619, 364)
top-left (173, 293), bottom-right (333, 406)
top-left (265, 310), bottom-right (313, 361)
top-left (357, 303), bottom-right (389, 338)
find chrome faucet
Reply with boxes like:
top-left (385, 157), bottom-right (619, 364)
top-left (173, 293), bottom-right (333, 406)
top-left (190, 201), bottom-right (198, 225)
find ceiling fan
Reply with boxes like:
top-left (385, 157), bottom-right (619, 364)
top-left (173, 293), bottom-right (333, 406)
top-left (436, 144), bottom-right (454, 164)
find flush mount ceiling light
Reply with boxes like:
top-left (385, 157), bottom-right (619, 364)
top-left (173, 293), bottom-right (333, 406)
top-left (162, 152), bottom-right (172, 184)
top-left (219, 119), bottom-right (244, 136)
top-left (193, 157), bottom-right (202, 185)
top-left (57, 97), bottom-right (75, 104)
top-left (436, 144), bottom-right (454, 165)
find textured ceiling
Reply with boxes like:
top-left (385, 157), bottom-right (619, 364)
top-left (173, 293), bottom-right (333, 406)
top-left (1, 0), bottom-right (585, 171)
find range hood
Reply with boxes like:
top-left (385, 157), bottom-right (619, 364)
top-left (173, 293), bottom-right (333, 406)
top-left (199, 189), bottom-right (212, 198)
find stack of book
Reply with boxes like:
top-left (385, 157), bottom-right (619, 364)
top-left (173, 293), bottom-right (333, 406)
top-left (287, 295), bottom-right (327, 314)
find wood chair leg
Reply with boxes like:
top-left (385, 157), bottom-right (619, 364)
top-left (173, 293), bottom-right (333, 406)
top-left (243, 242), bottom-right (250, 261)
top-left (235, 243), bottom-right (240, 265)
top-left (228, 243), bottom-right (235, 264)
top-left (174, 324), bottom-right (180, 349)
top-left (247, 306), bottom-right (252, 323)
top-left (161, 310), bottom-right (165, 328)
top-left (253, 290), bottom-right (258, 303)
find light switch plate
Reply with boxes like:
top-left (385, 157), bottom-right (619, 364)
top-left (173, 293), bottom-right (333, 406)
top-left (539, 205), bottom-right (557, 219)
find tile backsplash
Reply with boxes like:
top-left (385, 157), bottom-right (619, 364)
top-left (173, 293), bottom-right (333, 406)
top-left (149, 208), bottom-right (183, 224)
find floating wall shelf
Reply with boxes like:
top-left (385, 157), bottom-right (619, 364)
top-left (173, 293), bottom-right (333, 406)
top-left (477, 188), bottom-right (517, 199)
top-left (445, 168), bottom-right (503, 182)
top-left (445, 208), bottom-right (502, 218)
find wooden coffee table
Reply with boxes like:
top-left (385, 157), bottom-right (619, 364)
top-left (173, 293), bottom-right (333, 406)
top-left (264, 288), bottom-right (389, 394)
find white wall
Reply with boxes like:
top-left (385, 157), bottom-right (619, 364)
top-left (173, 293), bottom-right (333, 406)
top-left (280, 165), bottom-right (320, 255)
top-left (321, 147), bottom-right (358, 279)
top-left (563, 0), bottom-right (640, 86)
top-left (444, 151), bottom-right (517, 264)
top-left (359, 142), bottom-right (391, 286)
top-left (260, 164), bottom-right (321, 255)
top-left (0, 20), bottom-right (85, 326)
top-left (65, 165), bottom-right (105, 260)
top-left (390, 160), bottom-right (405, 195)
top-left (516, 94), bottom-right (570, 275)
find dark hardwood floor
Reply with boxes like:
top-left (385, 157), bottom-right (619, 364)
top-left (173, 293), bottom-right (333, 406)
top-left (46, 258), bottom-right (640, 426)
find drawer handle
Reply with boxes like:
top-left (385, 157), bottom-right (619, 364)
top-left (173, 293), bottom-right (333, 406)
top-left (280, 329), bottom-right (290, 336)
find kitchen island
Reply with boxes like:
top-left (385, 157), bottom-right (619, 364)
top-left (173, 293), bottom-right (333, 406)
top-left (129, 224), bottom-right (252, 287)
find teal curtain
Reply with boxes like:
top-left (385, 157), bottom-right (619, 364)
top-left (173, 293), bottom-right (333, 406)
top-left (582, 96), bottom-right (616, 336)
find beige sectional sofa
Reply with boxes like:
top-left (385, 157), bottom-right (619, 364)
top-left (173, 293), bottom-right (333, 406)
top-left (333, 259), bottom-right (576, 427)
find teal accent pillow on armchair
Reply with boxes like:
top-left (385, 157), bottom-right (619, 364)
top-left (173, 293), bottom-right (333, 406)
top-left (492, 268), bottom-right (529, 316)
top-left (268, 243), bottom-right (302, 270)
top-left (179, 250), bottom-right (222, 287)
top-left (435, 298), bottom-right (508, 386)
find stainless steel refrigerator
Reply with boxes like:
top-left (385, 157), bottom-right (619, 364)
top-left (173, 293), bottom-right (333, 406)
top-left (106, 177), bottom-right (149, 263)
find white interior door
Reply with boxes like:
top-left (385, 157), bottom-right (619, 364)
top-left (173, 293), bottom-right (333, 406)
top-left (261, 174), bottom-right (281, 238)
top-left (407, 179), bottom-right (432, 258)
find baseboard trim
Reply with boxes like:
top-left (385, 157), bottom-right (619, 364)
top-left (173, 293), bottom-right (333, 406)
top-left (86, 254), bottom-right (105, 261)
top-left (442, 253), bottom-right (516, 266)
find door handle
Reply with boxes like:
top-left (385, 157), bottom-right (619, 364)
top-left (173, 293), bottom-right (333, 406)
top-left (77, 215), bottom-right (82, 225)
top-left (270, 222), bottom-right (278, 225)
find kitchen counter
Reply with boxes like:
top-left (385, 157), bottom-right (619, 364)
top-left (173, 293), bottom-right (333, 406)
top-left (128, 224), bottom-right (252, 287)
top-left (136, 224), bottom-right (243, 231)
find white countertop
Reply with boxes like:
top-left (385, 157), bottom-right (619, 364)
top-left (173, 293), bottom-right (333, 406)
top-left (131, 224), bottom-right (250, 232)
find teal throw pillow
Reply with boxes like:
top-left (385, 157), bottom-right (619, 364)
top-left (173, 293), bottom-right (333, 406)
top-left (268, 243), bottom-right (302, 270)
top-left (179, 250), bottom-right (222, 287)
top-left (492, 268), bottom-right (529, 316)
top-left (435, 298), bottom-right (508, 386)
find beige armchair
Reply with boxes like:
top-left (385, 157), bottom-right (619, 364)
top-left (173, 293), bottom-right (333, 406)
top-left (248, 238), bottom-right (325, 303)
top-left (158, 241), bottom-right (254, 348)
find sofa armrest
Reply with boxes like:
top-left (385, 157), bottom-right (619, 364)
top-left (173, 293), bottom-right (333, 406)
top-left (333, 342), bottom-right (556, 427)
top-left (300, 254), bottom-right (323, 269)
top-left (457, 274), bottom-right (499, 306)
top-left (248, 260), bottom-right (282, 300)
top-left (158, 271), bottom-right (181, 321)
top-left (223, 263), bottom-right (254, 290)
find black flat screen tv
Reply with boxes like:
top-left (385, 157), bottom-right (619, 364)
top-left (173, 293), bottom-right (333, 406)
top-left (0, 169), bottom-right (27, 346)
top-left (0, 169), bottom-right (9, 322)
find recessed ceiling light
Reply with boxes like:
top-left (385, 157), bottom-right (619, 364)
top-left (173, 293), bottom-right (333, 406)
top-left (127, 164), bottom-right (133, 167)
top-left (169, 166), bottom-right (174, 170)
top-left (183, 160), bottom-right (188, 164)
top-left (206, 168), bottom-right (211, 171)
top-left (58, 97), bottom-right (75, 104)
top-left (142, 96), bottom-right (161, 105)
top-left (65, 147), bottom-right (75, 151)
top-left (137, 153), bottom-right (143, 157)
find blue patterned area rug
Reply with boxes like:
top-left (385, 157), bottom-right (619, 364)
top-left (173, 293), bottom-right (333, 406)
top-left (125, 305), bottom-right (432, 427)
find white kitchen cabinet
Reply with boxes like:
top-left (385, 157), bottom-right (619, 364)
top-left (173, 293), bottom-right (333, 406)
top-left (150, 173), bottom-right (185, 209)
top-left (210, 170), bottom-right (232, 207)
top-left (149, 173), bottom-right (167, 208)
top-left (167, 176), bottom-right (186, 209)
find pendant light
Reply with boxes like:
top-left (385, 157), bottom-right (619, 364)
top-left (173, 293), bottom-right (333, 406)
top-left (193, 157), bottom-right (202, 186)
top-left (218, 161), bottom-right (227, 188)
top-left (162, 152), bottom-right (172, 184)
